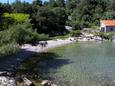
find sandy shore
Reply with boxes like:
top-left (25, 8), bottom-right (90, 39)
top-left (21, 38), bottom-right (76, 52)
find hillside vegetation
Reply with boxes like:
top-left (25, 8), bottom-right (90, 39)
top-left (0, 0), bottom-right (115, 57)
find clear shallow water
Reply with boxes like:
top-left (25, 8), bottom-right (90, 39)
top-left (41, 42), bottom-right (115, 86)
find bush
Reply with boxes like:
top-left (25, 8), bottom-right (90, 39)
top-left (96, 32), bottom-right (114, 41)
top-left (0, 23), bottom-right (49, 45)
top-left (69, 21), bottom-right (81, 30)
top-left (0, 21), bottom-right (49, 58)
top-left (37, 34), bottom-right (49, 41)
top-left (107, 32), bottom-right (115, 41)
top-left (3, 13), bottom-right (30, 24)
top-left (97, 32), bottom-right (106, 40)
top-left (102, 11), bottom-right (115, 20)
top-left (70, 30), bottom-right (82, 37)
top-left (0, 13), bottom-right (30, 30)
top-left (0, 42), bottom-right (19, 58)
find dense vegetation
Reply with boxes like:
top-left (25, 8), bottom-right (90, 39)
top-left (0, 0), bottom-right (115, 57)
top-left (67, 0), bottom-right (115, 29)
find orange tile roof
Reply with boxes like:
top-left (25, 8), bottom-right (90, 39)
top-left (101, 20), bottom-right (115, 26)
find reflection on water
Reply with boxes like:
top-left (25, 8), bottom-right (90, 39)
top-left (40, 42), bottom-right (115, 86)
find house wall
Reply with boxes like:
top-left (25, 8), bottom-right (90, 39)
top-left (100, 22), bottom-right (106, 27)
top-left (100, 27), bottom-right (105, 32)
top-left (100, 22), bottom-right (115, 32)
top-left (100, 22), bottom-right (106, 32)
top-left (106, 26), bottom-right (115, 32)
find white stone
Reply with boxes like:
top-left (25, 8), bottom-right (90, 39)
top-left (41, 80), bottom-right (49, 86)
top-left (0, 76), bottom-right (16, 86)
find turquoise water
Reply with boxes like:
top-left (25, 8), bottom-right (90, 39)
top-left (41, 42), bottom-right (115, 86)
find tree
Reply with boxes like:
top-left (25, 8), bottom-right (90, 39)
top-left (43, 1), bottom-right (49, 6)
top-left (31, 7), bottom-right (67, 36)
top-left (74, 0), bottom-right (108, 27)
top-left (107, 0), bottom-right (115, 11)
top-left (31, 0), bottom-right (42, 13)
top-left (66, 0), bottom-right (78, 14)
top-left (0, 3), bottom-right (4, 16)
top-left (0, 3), bottom-right (6, 30)
top-left (12, 1), bottom-right (23, 13)
top-left (55, 0), bottom-right (65, 7)
top-left (102, 11), bottom-right (115, 19)
top-left (32, 0), bottom-right (42, 6)
top-left (49, 0), bottom-right (57, 7)
top-left (2, 3), bottom-right (12, 13)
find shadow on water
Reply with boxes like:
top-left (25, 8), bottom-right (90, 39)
top-left (15, 51), bottom-right (73, 81)
top-left (0, 49), bottom-right (36, 75)
top-left (0, 47), bottom-right (72, 80)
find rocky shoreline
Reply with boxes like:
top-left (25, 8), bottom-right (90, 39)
top-left (0, 35), bottom-right (111, 86)
top-left (0, 71), bottom-right (16, 86)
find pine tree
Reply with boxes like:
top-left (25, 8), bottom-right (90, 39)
top-left (56, 0), bottom-right (65, 7)
top-left (49, 0), bottom-right (57, 7)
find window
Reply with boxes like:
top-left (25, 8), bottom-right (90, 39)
top-left (111, 28), bottom-right (113, 31)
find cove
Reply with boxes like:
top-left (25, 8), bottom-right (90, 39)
top-left (40, 42), bottom-right (115, 86)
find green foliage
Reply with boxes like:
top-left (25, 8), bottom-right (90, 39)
top-left (0, 18), bottom-right (49, 58)
top-left (70, 30), bottom-right (82, 37)
top-left (4, 13), bottom-right (30, 24)
top-left (97, 32), bottom-right (105, 40)
top-left (37, 34), bottom-right (49, 41)
top-left (0, 13), bottom-right (30, 30)
top-left (49, 0), bottom-right (58, 7)
top-left (102, 11), bottom-right (115, 19)
top-left (1, 0), bottom-right (115, 31)
top-left (69, 21), bottom-right (81, 30)
top-left (95, 32), bottom-right (115, 41)
top-left (67, 0), bottom-right (109, 28)
top-left (32, 0), bottom-right (42, 6)
top-left (51, 34), bottom-right (70, 40)
top-left (0, 42), bottom-right (19, 58)
top-left (0, 3), bottom-right (8, 30)
top-left (0, 23), bottom-right (49, 45)
top-left (12, 1), bottom-right (31, 13)
top-left (31, 7), bottom-right (67, 36)
top-left (0, 16), bottom-right (15, 30)
top-left (107, 32), bottom-right (115, 41)
top-left (55, 0), bottom-right (65, 7)
top-left (0, 3), bottom-right (9, 15)
top-left (66, 0), bottom-right (78, 14)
